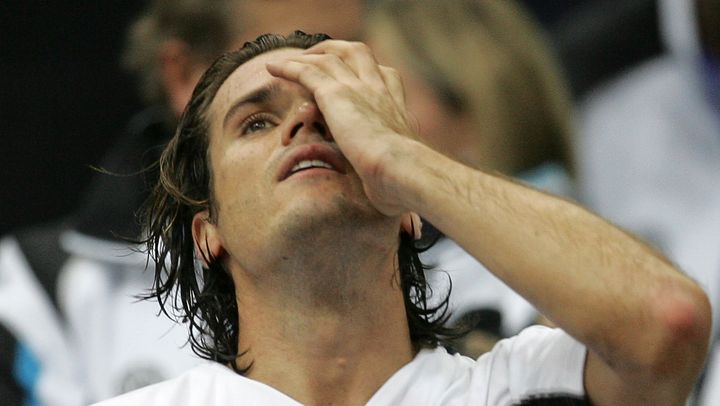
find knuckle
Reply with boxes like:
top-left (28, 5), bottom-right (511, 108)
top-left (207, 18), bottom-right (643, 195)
top-left (325, 39), bottom-right (351, 54)
top-left (350, 41), bottom-right (372, 55)
top-left (323, 53), bottom-right (343, 65)
top-left (297, 63), bottom-right (316, 77)
top-left (382, 66), bottom-right (400, 79)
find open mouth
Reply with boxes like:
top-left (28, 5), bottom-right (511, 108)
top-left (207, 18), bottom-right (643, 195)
top-left (279, 144), bottom-right (347, 181)
top-left (288, 159), bottom-right (335, 176)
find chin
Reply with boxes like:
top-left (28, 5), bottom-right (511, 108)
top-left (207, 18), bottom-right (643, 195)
top-left (277, 193), bottom-right (382, 240)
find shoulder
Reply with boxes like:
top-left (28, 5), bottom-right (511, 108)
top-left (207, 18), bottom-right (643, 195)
top-left (370, 327), bottom-right (587, 406)
top-left (91, 363), bottom-right (227, 406)
top-left (473, 326), bottom-right (587, 405)
top-left (92, 362), bottom-right (303, 406)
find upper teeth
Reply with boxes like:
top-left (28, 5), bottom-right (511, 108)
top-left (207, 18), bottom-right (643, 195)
top-left (290, 159), bottom-right (333, 173)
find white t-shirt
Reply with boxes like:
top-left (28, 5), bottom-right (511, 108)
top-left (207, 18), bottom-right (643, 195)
top-left (93, 326), bottom-right (586, 406)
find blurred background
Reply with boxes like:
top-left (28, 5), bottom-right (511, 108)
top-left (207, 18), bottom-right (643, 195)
top-left (0, 0), bottom-right (662, 236)
top-left (0, 2), bottom-right (145, 235)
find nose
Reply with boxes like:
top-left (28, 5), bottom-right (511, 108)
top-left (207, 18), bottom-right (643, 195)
top-left (281, 101), bottom-right (332, 146)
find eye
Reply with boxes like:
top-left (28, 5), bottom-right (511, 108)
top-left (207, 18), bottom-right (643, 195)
top-left (240, 113), bottom-right (276, 135)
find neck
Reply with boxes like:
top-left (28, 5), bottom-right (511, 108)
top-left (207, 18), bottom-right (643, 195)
top-left (230, 229), bottom-right (415, 406)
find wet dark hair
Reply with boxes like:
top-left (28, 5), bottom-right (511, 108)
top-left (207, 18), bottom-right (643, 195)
top-left (140, 31), bottom-right (455, 372)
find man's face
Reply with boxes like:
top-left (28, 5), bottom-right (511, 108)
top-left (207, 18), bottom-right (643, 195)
top-left (200, 48), bottom-right (383, 272)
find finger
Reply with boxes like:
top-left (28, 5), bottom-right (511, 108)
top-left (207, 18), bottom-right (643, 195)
top-left (379, 65), bottom-right (418, 136)
top-left (305, 40), bottom-right (386, 89)
top-left (266, 59), bottom-right (331, 94)
top-left (286, 53), bottom-right (357, 84)
top-left (267, 59), bottom-right (356, 117)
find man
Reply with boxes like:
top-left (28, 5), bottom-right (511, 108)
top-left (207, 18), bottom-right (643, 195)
top-left (97, 32), bottom-right (710, 405)
top-left (0, 2), bottom-right (362, 405)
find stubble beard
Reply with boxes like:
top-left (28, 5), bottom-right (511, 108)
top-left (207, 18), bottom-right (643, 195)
top-left (261, 192), bottom-right (399, 310)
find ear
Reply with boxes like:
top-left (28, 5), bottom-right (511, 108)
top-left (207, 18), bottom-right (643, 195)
top-left (400, 212), bottom-right (423, 241)
top-left (159, 39), bottom-right (204, 116)
top-left (192, 210), bottom-right (225, 267)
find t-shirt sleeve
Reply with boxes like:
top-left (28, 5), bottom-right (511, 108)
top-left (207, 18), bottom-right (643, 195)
top-left (471, 326), bottom-right (587, 405)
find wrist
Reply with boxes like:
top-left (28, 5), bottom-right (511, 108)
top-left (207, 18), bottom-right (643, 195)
top-left (391, 140), bottom-right (465, 216)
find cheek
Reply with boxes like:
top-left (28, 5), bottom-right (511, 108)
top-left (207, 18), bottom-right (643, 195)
top-left (211, 144), bottom-right (270, 228)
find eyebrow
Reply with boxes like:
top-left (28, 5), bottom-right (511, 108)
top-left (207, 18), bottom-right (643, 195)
top-left (222, 82), bottom-right (282, 130)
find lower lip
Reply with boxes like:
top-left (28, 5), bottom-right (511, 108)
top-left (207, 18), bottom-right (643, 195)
top-left (285, 167), bottom-right (339, 181)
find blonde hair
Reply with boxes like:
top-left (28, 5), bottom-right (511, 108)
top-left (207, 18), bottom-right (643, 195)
top-left (367, 0), bottom-right (575, 174)
top-left (122, 0), bottom-right (242, 104)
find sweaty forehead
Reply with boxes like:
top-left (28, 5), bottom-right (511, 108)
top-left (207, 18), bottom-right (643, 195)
top-left (210, 48), bottom-right (304, 123)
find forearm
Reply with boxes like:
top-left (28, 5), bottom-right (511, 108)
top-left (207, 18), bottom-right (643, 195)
top-left (395, 142), bottom-right (710, 402)
top-left (266, 37), bottom-right (710, 402)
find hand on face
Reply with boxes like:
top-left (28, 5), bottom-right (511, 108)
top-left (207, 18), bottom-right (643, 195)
top-left (265, 40), bottom-right (421, 217)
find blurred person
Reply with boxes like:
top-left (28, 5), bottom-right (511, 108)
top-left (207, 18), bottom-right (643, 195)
top-left (238, 0), bottom-right (363, 41)
top-left (576, 1), bottom-right (718, 402)
top-left (96, 32), bottom-right (710, 406)
top-left (365, 0), bottom-right (575, 356)
top-left (578, 0), bottom-right (719, 256)
top-left (0, 1), bottom-right (362, 405)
